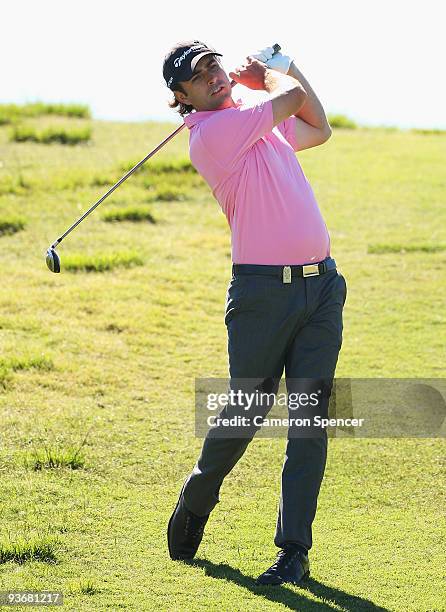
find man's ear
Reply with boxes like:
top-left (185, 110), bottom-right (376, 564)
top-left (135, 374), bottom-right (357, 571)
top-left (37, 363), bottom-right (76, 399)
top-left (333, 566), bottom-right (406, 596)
top-left (173, 87), bottom-right (191, 106)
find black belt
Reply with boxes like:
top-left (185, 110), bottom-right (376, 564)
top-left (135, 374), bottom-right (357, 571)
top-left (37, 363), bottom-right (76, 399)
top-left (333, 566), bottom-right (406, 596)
top-left (232, 257), bottom-right (337, 283)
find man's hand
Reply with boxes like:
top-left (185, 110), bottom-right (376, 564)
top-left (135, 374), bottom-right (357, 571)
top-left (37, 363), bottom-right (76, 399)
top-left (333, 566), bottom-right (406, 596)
top-left (250, 46), bottom-right (292, 75)
top-left (229, 57), bottom-right (268, 90)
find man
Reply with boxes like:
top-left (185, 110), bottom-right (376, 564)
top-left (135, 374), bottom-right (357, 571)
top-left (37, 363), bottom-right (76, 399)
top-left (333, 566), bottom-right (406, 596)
top-left (163, 40), bottom-right (347, 586)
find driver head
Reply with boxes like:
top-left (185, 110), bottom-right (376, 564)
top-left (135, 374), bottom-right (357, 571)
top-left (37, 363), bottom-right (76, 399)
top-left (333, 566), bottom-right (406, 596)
top-left (46, 248), bottom-right (61, 273)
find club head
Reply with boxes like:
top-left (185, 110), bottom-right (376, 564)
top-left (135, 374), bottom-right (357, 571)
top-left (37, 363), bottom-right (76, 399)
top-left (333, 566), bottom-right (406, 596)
top-left (46, 248), bottom-right (61, 273)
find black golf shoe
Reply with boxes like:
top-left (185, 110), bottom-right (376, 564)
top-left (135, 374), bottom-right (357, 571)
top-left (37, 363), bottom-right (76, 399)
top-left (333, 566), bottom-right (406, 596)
top-left (255, 544), bottom-right (310, 586)
top-left (167, 484), bottom-right (210, 560)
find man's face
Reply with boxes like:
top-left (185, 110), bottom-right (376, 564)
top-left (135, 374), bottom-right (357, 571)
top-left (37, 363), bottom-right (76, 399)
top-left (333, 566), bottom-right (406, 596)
top-left (174, 55), bottom-right (234, 112)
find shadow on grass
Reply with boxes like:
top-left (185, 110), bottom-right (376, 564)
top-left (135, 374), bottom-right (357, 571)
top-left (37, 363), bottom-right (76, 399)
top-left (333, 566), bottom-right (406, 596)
top-left (188, 558), bottom-right (390, 612)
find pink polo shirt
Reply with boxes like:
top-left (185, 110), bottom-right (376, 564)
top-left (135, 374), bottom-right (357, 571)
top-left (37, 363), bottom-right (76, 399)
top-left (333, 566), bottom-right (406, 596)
top-left (183, 97), bottom-right (330, 265)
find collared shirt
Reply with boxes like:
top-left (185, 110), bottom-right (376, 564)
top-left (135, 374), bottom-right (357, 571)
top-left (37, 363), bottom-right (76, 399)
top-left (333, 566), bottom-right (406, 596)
top-left (183, 97), bottom-right (330, 265)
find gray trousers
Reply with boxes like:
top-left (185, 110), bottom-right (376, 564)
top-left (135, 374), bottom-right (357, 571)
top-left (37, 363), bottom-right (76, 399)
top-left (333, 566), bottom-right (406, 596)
top-left (183, 257), bottom-right (347, 552)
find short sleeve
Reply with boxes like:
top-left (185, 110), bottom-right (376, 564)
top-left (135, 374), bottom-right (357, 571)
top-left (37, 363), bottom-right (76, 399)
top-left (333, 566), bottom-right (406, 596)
top-left (276, 115), bottom-right (298, 151)
top-left (198, 99), bottom-right (273, 169)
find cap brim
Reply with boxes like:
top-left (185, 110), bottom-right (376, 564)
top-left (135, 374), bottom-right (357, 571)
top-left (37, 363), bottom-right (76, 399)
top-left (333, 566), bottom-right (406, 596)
top-left (190, 51), bottom-right (223, 72)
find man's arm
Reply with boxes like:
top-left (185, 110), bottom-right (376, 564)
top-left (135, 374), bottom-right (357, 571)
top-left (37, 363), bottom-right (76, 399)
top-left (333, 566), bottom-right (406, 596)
top-left (229, 57), bottom-right (308, 127)
top-left (264, 69), bottom-right (308, 127)
top-left (286, 61), bottom-right (332, 150)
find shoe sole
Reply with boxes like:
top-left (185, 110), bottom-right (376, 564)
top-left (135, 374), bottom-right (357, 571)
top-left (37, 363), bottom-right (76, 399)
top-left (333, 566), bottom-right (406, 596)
top-left (255, 569), bottom-right (310, 586)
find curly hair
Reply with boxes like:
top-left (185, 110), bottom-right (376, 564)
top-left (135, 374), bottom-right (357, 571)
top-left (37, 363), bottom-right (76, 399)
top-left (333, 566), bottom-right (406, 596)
top-left (169, 83), bottom-right (194, 117)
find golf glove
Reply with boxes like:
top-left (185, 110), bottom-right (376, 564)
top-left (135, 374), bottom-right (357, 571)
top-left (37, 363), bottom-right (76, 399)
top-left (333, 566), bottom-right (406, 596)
top-left (250, 46), bottom-right (293, 74)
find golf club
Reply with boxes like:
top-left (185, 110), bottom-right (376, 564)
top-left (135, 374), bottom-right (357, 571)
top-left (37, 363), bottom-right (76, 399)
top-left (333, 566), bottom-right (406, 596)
top-left (45, 44), bottom-right (281, 273)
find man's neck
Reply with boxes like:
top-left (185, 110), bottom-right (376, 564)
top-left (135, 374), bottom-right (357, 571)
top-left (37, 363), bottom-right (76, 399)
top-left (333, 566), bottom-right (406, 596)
top-left (197, 97), bottom-right (236, 112)
top-left (218, 97), bottom-right (236, 110)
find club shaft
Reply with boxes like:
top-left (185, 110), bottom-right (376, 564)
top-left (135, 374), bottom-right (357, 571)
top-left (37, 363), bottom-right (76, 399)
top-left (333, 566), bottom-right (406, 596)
top-left (50, 123), bottom-right (186, 248)
top-left (49, 43), bottom-right (280, 250)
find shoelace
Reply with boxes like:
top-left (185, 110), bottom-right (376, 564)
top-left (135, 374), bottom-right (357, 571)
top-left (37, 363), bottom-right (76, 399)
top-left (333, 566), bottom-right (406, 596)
top-left (184, 514), bottom-right (207, 541)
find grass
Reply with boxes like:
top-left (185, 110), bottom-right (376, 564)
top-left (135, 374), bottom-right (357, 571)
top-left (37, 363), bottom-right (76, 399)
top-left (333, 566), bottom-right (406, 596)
top-left (411, 128), bottom-right (446, 135)
top-left (368, 242), bottom-right (446, 254)
top-left (0, 355), bottom-right (54, 390)
top-left (24, 446), bottom-right (86, 471)
top-left (0, 113), bottom-right (445, 610)
top-left (62, 251), bottom-right (144, 272)
top-left (145, 185), bottom-right (189, 201)
top-left (10, 123), bottom-right (92, 145)
top-left (31, 169), bottom-right (116, 192)
top-left (74, 579), bottom-right (100, 595)
top-left (0, 174), bottom-right (30, 195)
top-left (4, 355), bottom-right (54, 372)
top-left (325, 115), bottom-right (446, 134)
top-left (327, 114), bottom-right (357, 129)
top-left (101, 206), bottom-right (156, 223)
top-left (0, 365), bottom-right (13, 389)
top-left (0, 215), bottom-right (26, 235)
top-left (0, 534), bottom-right (59, 564)
top-left (120, 156), bottom-right (195, 174)
top-left (23, 429), bottom-right (91, 471)
top-left (0, 102), bottom-right (90, 125)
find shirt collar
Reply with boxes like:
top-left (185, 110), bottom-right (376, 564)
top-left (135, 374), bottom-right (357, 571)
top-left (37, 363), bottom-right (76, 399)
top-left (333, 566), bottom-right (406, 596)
top-left (184, 97), bottom-right (243, 128)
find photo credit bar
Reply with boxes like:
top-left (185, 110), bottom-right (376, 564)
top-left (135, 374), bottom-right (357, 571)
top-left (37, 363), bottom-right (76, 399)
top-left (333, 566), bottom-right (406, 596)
top-left (195, 378), bottom-right (446, 439)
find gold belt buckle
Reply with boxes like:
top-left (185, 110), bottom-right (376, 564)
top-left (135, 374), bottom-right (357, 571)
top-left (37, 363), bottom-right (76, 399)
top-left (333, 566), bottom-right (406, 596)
top-left (302, 264), bottom-right (320, 277)
top-left (283, 266), bottom-right (292, 283)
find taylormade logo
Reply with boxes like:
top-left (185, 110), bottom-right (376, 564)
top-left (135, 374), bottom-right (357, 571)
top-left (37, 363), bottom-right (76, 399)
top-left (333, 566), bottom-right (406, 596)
top-left (173, 44), bottom-right (205, 68)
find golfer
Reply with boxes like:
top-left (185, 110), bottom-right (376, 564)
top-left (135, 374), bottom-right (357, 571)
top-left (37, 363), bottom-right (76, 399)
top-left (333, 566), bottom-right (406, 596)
top-left (163, 40), bottom-right (347, 586)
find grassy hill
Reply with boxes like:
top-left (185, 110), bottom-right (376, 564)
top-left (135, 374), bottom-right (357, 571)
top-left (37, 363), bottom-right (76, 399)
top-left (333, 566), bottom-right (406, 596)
top-left (0, 110), bottom-right (445, 611)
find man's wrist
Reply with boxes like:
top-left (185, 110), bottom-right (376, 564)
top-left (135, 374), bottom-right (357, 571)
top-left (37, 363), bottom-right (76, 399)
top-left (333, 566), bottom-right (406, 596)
top-left (264, 69), bottom-right (302, 94)
top-left (263, 68), bottom-right (279, 92)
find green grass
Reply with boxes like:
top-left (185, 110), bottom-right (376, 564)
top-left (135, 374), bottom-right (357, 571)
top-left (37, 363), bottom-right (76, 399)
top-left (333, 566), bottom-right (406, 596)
top-left (0, 174), bottom-right (30, 195)
top-left (0, 115), bottom-right (445, 610)
top-left (0, 215), bottom-right (26, 235)
top-left (75, 579), bottom-right (100, 595)
top-left (4, 355), bottom-right (54, 372)
top-left (62, 251), bottom-right (144, 272)
top-left (0, 364), bottom-right (13, 389)
top-left (23, 428), bottom-right (91, 471)
top-left (145, 185), bottom-right (189, 201)
top-left (411, 128), bottom-right (446, 135)
top-left (120, 156), bottom-right (195, 174)
top-left (368, 242), bottom-right (446, 254)
top-left (327, 114), bottom-right (357, 129)
top-left (0, 355), bottom-right (54, 390)
top-left (33, 169), bottom-right (116, 191)
top-left (24, 446), bottom-right (86, 471)
top-left (0, 102), bottom-right (90, 125)
top-left (101, 206), bottom-right (156, 223)
top-left (10, 123), bottom-right (92, 145)
top-left (0, 534), bottom-right (59, 564)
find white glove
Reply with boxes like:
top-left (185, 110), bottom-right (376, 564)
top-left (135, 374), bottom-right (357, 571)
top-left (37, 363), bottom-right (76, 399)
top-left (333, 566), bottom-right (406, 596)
top-left (250, 46), bottom-right (293, 74)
